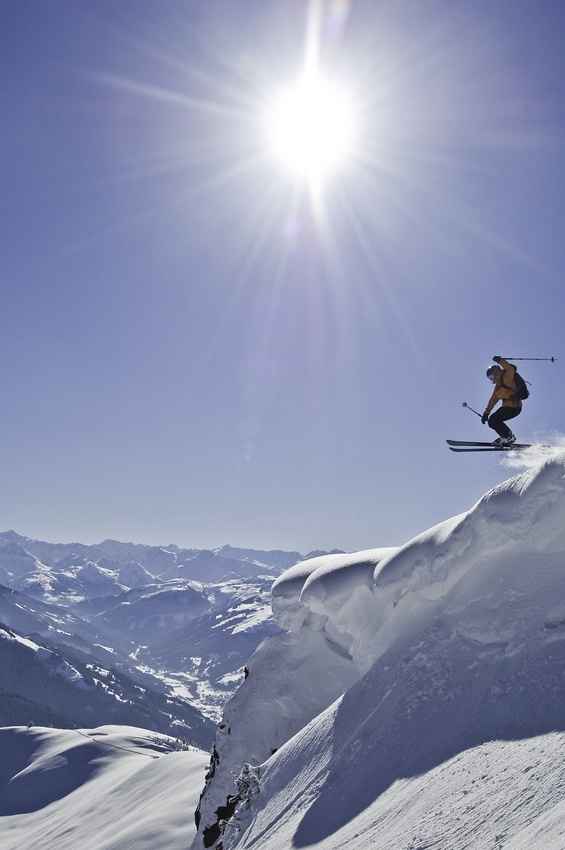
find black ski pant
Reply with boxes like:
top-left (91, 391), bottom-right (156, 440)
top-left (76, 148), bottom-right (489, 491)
top-left (488, 406), bottom-right (521, 439)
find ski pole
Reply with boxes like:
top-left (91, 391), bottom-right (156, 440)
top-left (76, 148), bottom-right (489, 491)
top-left (501, 356), bottom-right (557, 362)
top-left (462, 402), bottom-right (482, 417)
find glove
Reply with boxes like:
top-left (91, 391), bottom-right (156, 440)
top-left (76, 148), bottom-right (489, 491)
top-left (493, 355), bottom-right (501, 363)
top-left (481, 412), bottom-right (489, 424)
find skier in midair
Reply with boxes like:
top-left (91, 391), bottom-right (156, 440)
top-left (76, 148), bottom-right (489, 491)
top-left (481, 356), bottom-right (521, 445)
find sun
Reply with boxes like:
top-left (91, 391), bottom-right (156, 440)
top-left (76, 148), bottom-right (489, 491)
top-left (265, 73), bottom-right (356, 184)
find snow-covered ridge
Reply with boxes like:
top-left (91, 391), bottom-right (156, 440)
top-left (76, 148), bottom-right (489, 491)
top-left (0, 626), bottom-right (87, 688)
top-left (271, 451), bottom-right (565, 675)
top-left (193, 451), bottom-right (565, 849)
top-left (0, 725), bottom-right (208, 850)
top-left (271, 548), bottom-right (396, 664)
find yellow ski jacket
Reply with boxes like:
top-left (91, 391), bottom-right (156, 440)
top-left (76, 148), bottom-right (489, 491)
top-left (484, 358), bottom-right (522, 416)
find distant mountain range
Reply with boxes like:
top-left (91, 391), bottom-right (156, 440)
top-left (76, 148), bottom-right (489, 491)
top-left (0, 530), bottom-right (334, 748)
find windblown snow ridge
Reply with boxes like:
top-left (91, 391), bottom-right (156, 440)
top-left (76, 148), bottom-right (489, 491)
top-left (192, 451), bottom-right (565, 850)
top-left (273, 450), bottom-right (565, 672)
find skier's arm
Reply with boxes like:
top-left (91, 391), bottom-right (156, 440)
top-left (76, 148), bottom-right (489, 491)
top-left (493, 356), bottom-right (518, 393)
top-left (494, 356), bottom-right (516, 379)
top-left (483, 389), bottom-right (499, 419)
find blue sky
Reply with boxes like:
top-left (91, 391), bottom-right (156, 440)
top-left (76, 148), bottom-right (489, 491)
top-left (1, 0), bottom-right (564, 553)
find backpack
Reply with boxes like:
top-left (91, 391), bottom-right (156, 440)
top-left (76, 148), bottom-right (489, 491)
top-left (501, 367), bottom-right (530, 401)
top-left (513, 370), bottom-right (530, 401)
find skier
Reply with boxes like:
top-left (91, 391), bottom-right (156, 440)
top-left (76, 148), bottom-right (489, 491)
top-left (481, 356), bottom-right (521, 445)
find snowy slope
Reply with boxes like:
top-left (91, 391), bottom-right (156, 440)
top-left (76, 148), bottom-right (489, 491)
top-left (194, 449), bottom-right (565, 850)
top-left (0, 624), bottom-right (214, 745)
top-left (0, 725), bottom-right (208, 850)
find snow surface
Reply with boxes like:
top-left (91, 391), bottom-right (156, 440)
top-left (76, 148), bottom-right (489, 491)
top-left (0, 725), bottom-right (208, 850)
top-left (2, 450), bottom-right (565, 849)
top-left (194, 449), bottom-right (565, 850)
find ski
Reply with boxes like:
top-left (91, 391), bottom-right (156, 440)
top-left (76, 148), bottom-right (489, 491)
top-left (448, 445), bottom-right (531, 453)
top-left (446, 439), bottom-right (551, 453)
top-left (446, 439), bottom-right (531, 448)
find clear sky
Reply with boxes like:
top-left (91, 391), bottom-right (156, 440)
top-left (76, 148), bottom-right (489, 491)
top-left (1, 0), bottom-right (564, 554)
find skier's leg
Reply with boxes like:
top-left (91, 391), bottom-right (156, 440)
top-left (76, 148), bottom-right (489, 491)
top-left (488, 407), bottom-right (520, 438)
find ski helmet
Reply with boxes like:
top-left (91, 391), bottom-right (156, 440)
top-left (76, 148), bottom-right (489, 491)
top-left (486, 365), bottom-right (500, 379)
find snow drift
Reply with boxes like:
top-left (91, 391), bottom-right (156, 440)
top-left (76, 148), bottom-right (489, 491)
top-left (0, 725), bottom-right (208, 850)
top-left (194, 450), bottom-right (565, 850)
